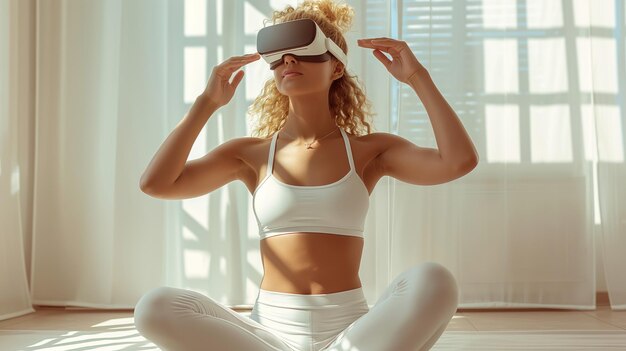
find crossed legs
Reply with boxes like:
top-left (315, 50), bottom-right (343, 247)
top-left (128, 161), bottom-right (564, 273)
top-left (133, 261), bottom-right (459, 351)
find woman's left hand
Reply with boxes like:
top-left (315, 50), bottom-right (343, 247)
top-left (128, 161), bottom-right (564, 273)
top-left (357, 37), bottom-right (426, 84)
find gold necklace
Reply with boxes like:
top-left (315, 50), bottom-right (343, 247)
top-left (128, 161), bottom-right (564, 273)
top-left (279, 127), bottom-right (339, 149)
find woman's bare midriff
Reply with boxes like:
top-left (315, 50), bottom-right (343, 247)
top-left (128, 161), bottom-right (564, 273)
top-left (259, 232), bottom-right (364, 294)
top-left (240, 132), bottom-right (383, 295)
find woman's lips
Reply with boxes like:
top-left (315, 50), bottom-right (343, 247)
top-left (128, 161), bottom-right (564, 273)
top-left (283, 73), bottom-right (302, 78)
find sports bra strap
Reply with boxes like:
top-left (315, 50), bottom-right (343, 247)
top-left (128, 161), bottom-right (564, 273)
top-left (339, 128), bottom-right (355, 171)
top-left (266, 127), bottom-right (354, 175)
top-left (267, 132), bottom-right (279, 174)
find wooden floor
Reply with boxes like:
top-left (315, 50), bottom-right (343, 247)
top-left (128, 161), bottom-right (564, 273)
top-left (1, 304), bottom-right (625, 333)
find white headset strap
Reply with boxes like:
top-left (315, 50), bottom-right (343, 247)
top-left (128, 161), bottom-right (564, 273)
top-left (325, 37), bottom-right (347, 67)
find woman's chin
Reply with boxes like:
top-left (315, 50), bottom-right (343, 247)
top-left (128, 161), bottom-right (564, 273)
top-left (279, 86), bottom-right (325, 97)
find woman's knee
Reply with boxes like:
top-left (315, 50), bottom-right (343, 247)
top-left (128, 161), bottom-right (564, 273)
top-left (408, 262), bottom-right (459, 308)
top-left (133, 286), bottom-right (182, 335)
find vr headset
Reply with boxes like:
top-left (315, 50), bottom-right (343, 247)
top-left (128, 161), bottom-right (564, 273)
top-left (256, 18), bottom-right (347, 70)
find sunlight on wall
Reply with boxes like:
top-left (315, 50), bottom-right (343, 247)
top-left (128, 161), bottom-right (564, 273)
top-left (592, 105), bottom-right (624, 162)
top-left (482, 0), bottom-right (517, 29)
top-left (182, 226), bottom-right (200, 241)
top-left (185, 0), bottom-right (206, 36)
top-left (485, 105), bottom-right (520, 163)
top-left (573, 0), bottom-right (615, 28)
top-left (530, 105), bottom-right (572, 162)
top-left (577, 38), bottom-right (618, 94)
top-left (184, 47), bottom-right (207, 103)
top-left (244, 1), bottom-right (275, 111)
top-left (580, 104), bottom-right (626, 166)
top-left (482, 0), bottom-right (622, 232)
top-left (182, 196), bottom-right (209, 230)
top-left (184, 249), bottom-right (210, 279)
top-left (12, 165), bottom-right (20, 195)
top-left (480, 0), bottom-right (622, 169)
top-left (484, 39), bottom-right (518, 93)
top-left (526, 0), bottom-right (563, 28)
top-left (528, 38), bottom-right (568, 93)
top-left (246, 248), bottom-right (264, 297)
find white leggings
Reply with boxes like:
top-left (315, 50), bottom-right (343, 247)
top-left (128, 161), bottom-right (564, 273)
top-left (133, 262), bottom-right (459, 351)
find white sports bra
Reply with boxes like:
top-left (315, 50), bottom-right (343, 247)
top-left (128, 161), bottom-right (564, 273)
top-left (252, 128), bottom-right (370, 240)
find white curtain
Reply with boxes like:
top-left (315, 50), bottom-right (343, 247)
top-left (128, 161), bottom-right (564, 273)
top-left (28, 0), bottom-right (170, 308)
top-left (0, 0), bottom-right (35, 320)
top-left (1, 0), bottom-right (624, 322)
top-left (388, 0), bottom-right (624, 310)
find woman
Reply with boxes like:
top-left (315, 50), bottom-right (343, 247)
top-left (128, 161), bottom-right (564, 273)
top-left (134, 1), bottom-right (478, 350)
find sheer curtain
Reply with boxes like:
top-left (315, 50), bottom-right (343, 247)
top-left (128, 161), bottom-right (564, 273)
top-left (0, 0), bottom-right (34, 320)
top-left (389, 0), bottom-right (619, 309)
top-left (1, 0), bottom-right (624, 322)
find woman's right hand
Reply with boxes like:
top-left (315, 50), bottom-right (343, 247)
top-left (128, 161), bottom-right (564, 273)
top-left (201, 52), bottom-right (261, 108)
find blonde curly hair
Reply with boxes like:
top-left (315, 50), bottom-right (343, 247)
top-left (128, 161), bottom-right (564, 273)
top-left (247, 0), bottom-right (376, 139)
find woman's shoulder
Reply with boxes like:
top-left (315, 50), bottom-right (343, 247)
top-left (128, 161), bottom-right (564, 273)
top-left (351, 131), bottom-right (388, 144)
top-left (228, 135), bottom-right (273, 158)
top-left (231, 135), bottom-right (269, 149)
top-left (349, 132), bottom-right (396, 159)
